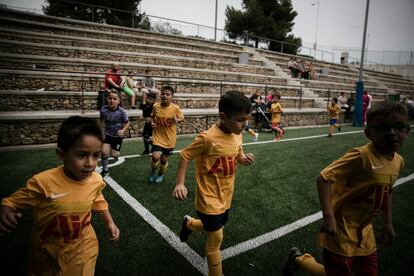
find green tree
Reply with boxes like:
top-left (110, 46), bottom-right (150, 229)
top-left (225, 0), bottom-right (301, 54)
top-left (151, 22), bottom-right (183, 36)
top-left (43, 0), bottom-right (150, 29)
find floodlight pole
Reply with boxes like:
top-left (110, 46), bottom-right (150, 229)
top-left (353, 0), bottom-right (370, 127)
top-left (311, 1), bottom-right (320, 52)
top-left (214, 0), bottom-right (218, 41)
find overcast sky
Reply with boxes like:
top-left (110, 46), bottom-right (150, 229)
top-left (1, 0), bottom-right (413, 63)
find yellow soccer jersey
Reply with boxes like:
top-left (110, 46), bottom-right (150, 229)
top-left (180, 124), bottom-right (243, 215)
top-left (327, 103), bottom-right (341, 119)
top-left (270, 102), bottom-right (283, 123)
top-left (151, 102), bottom-right (184, 148)
top-left (1, 166), bottom-right (108, 275)
top-left (319, 143), bottom-right (404, 257)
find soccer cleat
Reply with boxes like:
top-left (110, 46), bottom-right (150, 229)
top-left (100, 170), bottom-right (109, 178)
top-left (338, 125), bottom-right (342, 132)
top-left (179, 215), bottom-right (193, 242)
top-left (148, 172), bottom-right (157, 183)
top-left (253, 133), bottom-right (259, 142)
top-left (274, 136), bottom-right (281, 141)
top-left (282, 247), bottom-right (303, 276)
top-left (155, 174), bottom-right (165, 184)
top-left (327, 133), bottom-right (333, 138)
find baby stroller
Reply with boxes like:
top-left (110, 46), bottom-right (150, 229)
top-left (254, 104), bottom-right (272, 132)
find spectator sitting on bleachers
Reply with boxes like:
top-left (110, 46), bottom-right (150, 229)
top-left (104, 63), bottom-right (136, 109)
top-left (338, 92), bottom-right (351, 122)
top-left (306, 62), bottom-right (317, 80)
top-left (288, 58), bottom-right (301, 78)
top-left (138, 70), bottom-right (160, 99)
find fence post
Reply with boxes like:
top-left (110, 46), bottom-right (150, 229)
top-left (281, 42), bottom-right (284, 53)
top-left (327, 88), bottom-right (331, 109)
top-left (91, 5), bottom-right (94, 22)
top-left (299, 86), bottom-right (302, 110)
top-left (81, 73), bottom-right (85, 114)
top-left (132, 11), bottom-right (134, 27)
top-left (220, 81), bottom-right (223, 96)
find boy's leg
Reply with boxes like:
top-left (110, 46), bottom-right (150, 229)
top-left (295, 253), bottom-right (326, 275)
top-left (100, 143), bottom-right (111, 177)
top-left (323, 248), bottom-right (357, 276)
top-left (206, 228), bottom-right (224, 276)
top-left (149, 151), bottom-right (161, 182)
top-left (180, 215), bottom-right (204, 242)
top-left (354, 251), bottom-right (377, 276)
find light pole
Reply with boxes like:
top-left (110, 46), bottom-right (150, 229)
top-left (214, 0), bottom-right (218, 41)
top-left (311, 1), bottom-right (320, 51)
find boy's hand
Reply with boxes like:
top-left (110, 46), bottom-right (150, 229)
top-left (381, 223), bottom-right (396, 246)
top-left (172, 184), bottom-right (187, 200)
top-left (240, 153), bottom-right (254, 166)
top-left (117, 129), bottom-right (125, 137)
top-left (107, 222), bottom-right (120, 242)
top-left (0, 205), bottom-right (22, 235)
top-left (145, 118), bottom-right (151, 124)
top-left (320, 214), bottom-right (337, 237)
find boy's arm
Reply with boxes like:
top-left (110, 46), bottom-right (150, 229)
top-left (117, 121), bottom-right (130, 137)
top-left (172, 158), bottom-right (190, 200)
top-left (237, 152), bottom-right (254, 166)
top-left (381, 193), bottom-right (395, 246)
top-left (0, 205), bottom-right (22, 235)
top-left (316, 174), bottom-right (337, 236)
top-left (97, 209), bottom-right (120, 241)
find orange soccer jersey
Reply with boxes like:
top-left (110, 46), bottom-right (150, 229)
top-left (151, 102), bottom-right (184, 149)
top-left (270, 102), bottom-right (283, 124)
top-left (319, 143), bottom-right (404, 257)
top-left (1, 166), bottom-right (109, 275)
top-left (180, 124), bottom-right (243, 215)
top-left (327, 103), bottom-right (341, 119)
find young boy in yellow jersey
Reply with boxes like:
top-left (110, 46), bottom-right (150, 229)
top-left (172, 91), bottom-right (255, 276)
top-left (327, 97), bottom-right (341, 137)
top-left (283, 101), bottom-right (410, 276)
top-left (149, 85), bottom-right (184, 183)
top-left (0, 116), bottom-right (120, 275)
top-left (270, 93), bottom-right (285, 141)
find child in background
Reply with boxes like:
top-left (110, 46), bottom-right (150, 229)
top-left (149, 85), bottom-right (184, 184)
top-left (327, 97), bottom-right (341, 137)
top-left (270, 93), bottom-right (285, 141)
top-left (0, 116), bottom-right (120, 275)
top-left (172, 91), bottom-right (255, 276)
top-left (100, 89), bottom-right (130, 177)
top-left (140, 90), bottom-right (157, 155)
top-left (284, 101), bottom-right (410, 276)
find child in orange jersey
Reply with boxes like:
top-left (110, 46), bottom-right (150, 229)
top-left (149, 85), bottom-right (184, 184)
top-left (173, 91), bottom-right (255, 276)
top-left (327, 97), bottom-right (341, 137)
top-left (0, 116), bottom-right (120, 275)
top-left (270, 93), bottom-right (285, 141)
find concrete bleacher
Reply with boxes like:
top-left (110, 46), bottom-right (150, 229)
top-left (1, 7), bottom-right (411, 146)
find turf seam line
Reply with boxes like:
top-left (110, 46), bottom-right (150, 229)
top-left (220, 172), bottom-right (414, 261)
top-left (102, 174), bottom-right (209, 275)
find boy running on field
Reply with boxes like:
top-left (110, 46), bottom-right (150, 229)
top-left (284, 101), bottom-right (410, 276)
top-left (100, 89), bottom-right (130, 177)
top-left (327, 97), bottom-right (341, 137)
top-left (140, 90), bottom-right (157, 155)
top-left (172, 91), bottom-right (255, 276)
top-left (270, 93), bottom-right (285, 141)
top-left (0, 116), bottom-right (120, 275)
top-left (149, 85), bottom-right (184, 184)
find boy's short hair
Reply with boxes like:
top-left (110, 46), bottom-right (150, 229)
top-left (147, 91), bottom-right (156, 99)
top-left (273, 93), bottom-right (281, 99)
top-left (107, 89), bottom-right (120, 98)
top-left (161, 85), bottom-right (175, 95)
top-left (57, 116), bottom-right (103, 152)
top-left (366, 101), bottom-right (408, 126)
top-left (332, 97), bottom-right (338, 103)
top-left (219, 91), bottom-right (252, 116)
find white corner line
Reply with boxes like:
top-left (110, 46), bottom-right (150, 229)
top-left (102, 175), bottom-right (208, 275)
top-left (221, 172), bottom-right (414, 261)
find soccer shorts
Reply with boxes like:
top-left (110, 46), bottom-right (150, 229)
top-left (197, 210), bottom-right (229, 232)
top-left (323, 248), bottom-right (377, 276)
top-left (329, 119), bottom-right (338, 125)
top-left (104, 135), bottom-right (123, 151)
top-left (151, 144), bottom-right (173, 156)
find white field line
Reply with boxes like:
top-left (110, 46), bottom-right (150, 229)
top-left (102, 175), bottom-right (209, 275)
top-left (221, 172), bottom-right (414, 260)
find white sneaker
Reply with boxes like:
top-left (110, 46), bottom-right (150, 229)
top-left (253, 133), bottom-right (259, 142)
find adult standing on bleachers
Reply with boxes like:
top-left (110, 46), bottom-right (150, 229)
top-left (362, 90), bottom-right (371, 125)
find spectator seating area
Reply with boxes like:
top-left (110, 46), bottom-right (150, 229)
top-left (0, 7), bottom-right (412, 146)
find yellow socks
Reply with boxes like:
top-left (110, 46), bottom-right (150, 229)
top-left (186, 218), bottom-right (204, 232)
top-left (296, 253), bottom-right (326, 276)
top-left (150, 159), bottom-right (159, 172)
top-left (159, 161), bottom-right (169, 175)
top-left (206, 228), bottom-right (223, 276)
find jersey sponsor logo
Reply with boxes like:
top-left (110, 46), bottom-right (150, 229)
top-left (40, 212), bottom-right (91, 243)
top-left (48, 192), bottom-right (69, 200)
top-left (208, 156), bottom-right (237, 176)
top-left (153, 116), bottom-right (174, 127)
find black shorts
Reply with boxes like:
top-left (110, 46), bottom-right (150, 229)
top-left (197, 210), bottom-right (229, 232)
top-left (104, 135), bottom-right (123, 151)
top-left (143, 122), bottom-right (152, 137)
top-left (151, 144), bottom-right (173, 156)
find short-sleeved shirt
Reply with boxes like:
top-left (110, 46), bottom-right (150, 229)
top-left (180, 124), bottom-right (243, 215)
top-left (104, 69), bottom-right (121, 89)
top-left (100, 105), bottom-right (129, 137)
top-left (1, 166), bottom-right (108, 274)
top-left (141, 77), bottom-right (155, 89)
top-left (151, 102), bottom-right (183, 148)
top-left (319, 143), bottom-right (404, 257)
top-left (270, 102), bottom-right (283, 123)
top-left (140, 102), bottom-right (153, 118)
top-left (327, 104), bottom-right (341, 119)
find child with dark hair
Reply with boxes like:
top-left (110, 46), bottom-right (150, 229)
top-left (173, 91), bottom-right (255, 276)
top-left (284, 101), bottom-right (410, 276)
top-left (270, 93), bottom-right (285, 141)
top-left (100, 89), bottom-right (130, 177)
top-left (327, 97), bottom-right (341, 137)
top-left (149, 85), bottom-right (184, 183)
top-left (140, 90), bottom-right (157, 155)
top-left (0, 116), bottom-right (120, 275)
